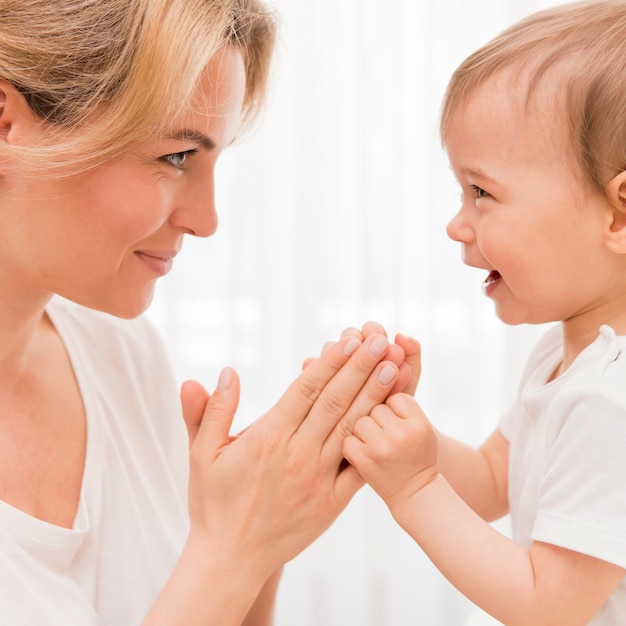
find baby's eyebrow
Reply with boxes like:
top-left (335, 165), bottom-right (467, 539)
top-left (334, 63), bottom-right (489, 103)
top-left (464, 168), bottom-right (499, 185)
top-left (168, 129), bottom-right (216, 151)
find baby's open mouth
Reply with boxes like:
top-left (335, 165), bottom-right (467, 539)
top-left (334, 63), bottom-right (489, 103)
top-left (482, 270), bottom-right (501, 295)
top-left (484, 270), bottom-right (501, 286)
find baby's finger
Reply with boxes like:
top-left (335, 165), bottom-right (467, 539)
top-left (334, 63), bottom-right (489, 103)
top-left (394, 334), bottom-right (421, 395)
top-left (351, 414), bottom-right (382, 442)
top-left (386, 343), bottom-right (405, 367)
top-left (389, 362), bottom-right (413, 395)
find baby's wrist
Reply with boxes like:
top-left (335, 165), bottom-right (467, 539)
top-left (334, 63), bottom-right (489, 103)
top-left (386, 469), bottom-right (440, 520)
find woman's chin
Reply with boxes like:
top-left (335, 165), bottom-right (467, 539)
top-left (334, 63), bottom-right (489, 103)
top-left (60, 289), bottom-right (155, 320)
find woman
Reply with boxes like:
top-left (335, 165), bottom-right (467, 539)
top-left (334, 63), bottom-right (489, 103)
top-left (0, 1), bottom-right (418, 624)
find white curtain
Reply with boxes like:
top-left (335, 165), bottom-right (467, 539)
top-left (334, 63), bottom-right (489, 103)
top-left (149, 1), bottom-right (562, 623)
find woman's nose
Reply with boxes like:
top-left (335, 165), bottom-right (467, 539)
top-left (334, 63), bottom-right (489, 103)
top-left (170, 173), bottom-right (219, 238)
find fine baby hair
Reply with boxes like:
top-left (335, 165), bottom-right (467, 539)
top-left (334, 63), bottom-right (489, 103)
top-left (440, 0), bottom-right (626, 199)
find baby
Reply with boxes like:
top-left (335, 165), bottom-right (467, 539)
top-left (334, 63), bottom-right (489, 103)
top-left (343, 2), bottom-right (626, 624)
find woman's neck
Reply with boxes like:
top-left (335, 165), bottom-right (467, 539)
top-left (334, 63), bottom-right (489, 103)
top-left (0, 285), bottom-right (54, 379)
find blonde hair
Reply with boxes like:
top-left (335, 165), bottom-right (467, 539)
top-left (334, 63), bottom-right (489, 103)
top-left (440, 0), bottom-right (626, 196)
top-left (0, 0), bottom-right (276, 174)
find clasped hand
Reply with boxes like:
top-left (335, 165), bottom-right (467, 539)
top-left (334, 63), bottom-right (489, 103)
top-left (178, 323), bottom-right (419, 581)
top-left (310, 322), bottom-right (438, 516)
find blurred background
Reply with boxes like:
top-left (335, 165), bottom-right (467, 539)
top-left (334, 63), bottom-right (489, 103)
top-left (149, 0), bottom-right (562, 623)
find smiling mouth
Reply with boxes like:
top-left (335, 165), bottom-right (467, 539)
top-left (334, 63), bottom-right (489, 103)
top-left (482, 270), bottom-right (501, 294)
top-left (135, 250), bottom-right (176, 277)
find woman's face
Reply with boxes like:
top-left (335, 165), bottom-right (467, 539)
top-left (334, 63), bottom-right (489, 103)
top-left (0, 45), bottom-right (246, 318)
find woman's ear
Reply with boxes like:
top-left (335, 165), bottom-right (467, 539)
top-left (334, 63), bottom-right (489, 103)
top-left (605, 170), bottom-right (626, 253)
top-left (0, 79), bottom-right (39, 145)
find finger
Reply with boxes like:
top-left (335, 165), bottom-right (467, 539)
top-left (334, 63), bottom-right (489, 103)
top-left (340, 326), bottom-right (363, 340)
top-left (302, 331), bottom-right (361, 370)
top-left (192, 367), bottom-right (241, 458)
top-left (386, 392), bottom-right (421, 418)
top-left (386, 343), bottom-right (405, 367)
top-left (294, 333), bottom-right (391, 443)
top-left (334, 461), bottom-right (365, 506)
top-left (320, 340), bottom-right (336, 355)
top-left (180, 379), bottom-right (210, 448)
top-left (342, 434), bottom-right (363, 469)
top-left (361, 321), bottom-right (388, 338)
top-left (301, 356), bottom-right (316, 370)
top-left (302, 340), bottom-right (338, 371)
top-left (352, 414), bottom-right (382, 441)
top-left (263, 335), bottom-right (362, 433)
top-left (394, 334), bottom-right (421, 395)
top-left (389, 362), bottom-right (412, 395)
top-left (320, 358), bottom-right (404, 467)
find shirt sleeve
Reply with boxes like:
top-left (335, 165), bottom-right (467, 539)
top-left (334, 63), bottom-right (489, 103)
top-left (532, 384), bottom-right (626, 568)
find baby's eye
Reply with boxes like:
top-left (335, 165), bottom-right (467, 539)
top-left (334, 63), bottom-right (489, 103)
top-left (471, 184), bottom-right (490, 199)
top-left (162, 149), bottom-right (198, 169)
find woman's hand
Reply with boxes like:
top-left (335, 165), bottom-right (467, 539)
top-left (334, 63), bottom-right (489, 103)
top-left (179, 333), bottom-right (405, 580)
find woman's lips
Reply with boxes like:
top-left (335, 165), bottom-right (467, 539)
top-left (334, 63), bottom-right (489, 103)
top-left (134, 250), bottom-right (176, 277)
top-left (482, 270), bottom-right (501, 296)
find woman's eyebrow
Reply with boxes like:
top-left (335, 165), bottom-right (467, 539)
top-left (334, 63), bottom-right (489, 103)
top-left (169, 129), bottom-right (216, 151)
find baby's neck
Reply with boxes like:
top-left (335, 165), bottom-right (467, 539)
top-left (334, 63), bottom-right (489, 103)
top-left (560, 306), bottom-right (626, 371)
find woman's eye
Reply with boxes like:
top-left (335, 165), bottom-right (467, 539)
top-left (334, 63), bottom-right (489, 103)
top-left (162, 149), bottom-right (197, 169)
top-left (471, 184), bottom-right (489, 199)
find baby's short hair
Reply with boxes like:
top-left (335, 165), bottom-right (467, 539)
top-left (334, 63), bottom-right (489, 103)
top-left (440, 0), bottom-right (626, 197)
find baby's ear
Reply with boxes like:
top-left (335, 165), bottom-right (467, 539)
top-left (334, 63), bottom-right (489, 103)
top-left (605, 171), bottom-right (626, 253)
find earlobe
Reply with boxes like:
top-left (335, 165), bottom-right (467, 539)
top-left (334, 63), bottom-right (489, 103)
top-left (605, 171), bottom-right (626, 253)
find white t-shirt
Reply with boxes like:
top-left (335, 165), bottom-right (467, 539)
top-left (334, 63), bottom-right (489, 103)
top-left (0, 297), bottom-right (190, 625)
top-left (500, 324), bottom-right (626, 624)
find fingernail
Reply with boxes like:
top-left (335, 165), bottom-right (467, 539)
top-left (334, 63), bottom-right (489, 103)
top-left (344, 337), bottom-right (361, 356)
top-left (369, 335), bottom-right (388, 357)
top-left (217, 367), bottom-right (232, 390)
top-left (377, 364), bottom-right (397, 385)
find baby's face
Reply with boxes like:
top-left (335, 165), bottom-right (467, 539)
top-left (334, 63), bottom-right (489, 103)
top-left (443, 73), bottom-right (618, 329)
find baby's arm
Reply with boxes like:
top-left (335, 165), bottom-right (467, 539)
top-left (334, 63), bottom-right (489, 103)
top-left (343, 394), bottom-right (625, 626)
top-left (437, 429), bottom-right (509, 521)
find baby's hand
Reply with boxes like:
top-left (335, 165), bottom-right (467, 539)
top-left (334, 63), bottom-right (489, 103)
top-left (343, 393), bottom-right (438, 512)
top-left (304, 322), bottom-right (421, 396)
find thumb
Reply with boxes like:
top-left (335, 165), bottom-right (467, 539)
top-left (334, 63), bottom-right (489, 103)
top-left (193, 367), bottom-right (241, 456)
